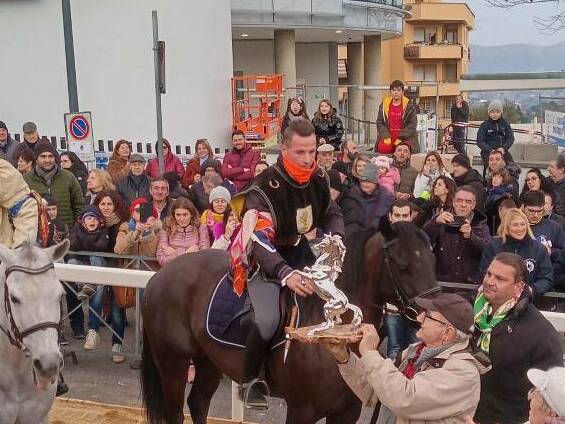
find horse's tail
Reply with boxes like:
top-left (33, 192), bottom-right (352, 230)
top-left (141, 328), bottom-right (167, 424)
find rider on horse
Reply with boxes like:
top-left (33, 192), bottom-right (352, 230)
top-left (232, 118), bottom-right (345, 409)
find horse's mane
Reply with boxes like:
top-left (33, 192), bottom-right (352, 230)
top-left (338, 222), bottom-right (426, 297)
top-left (337, 227), bottom-right (378, 296)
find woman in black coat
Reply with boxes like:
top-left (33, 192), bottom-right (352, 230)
top-left (60, 151), bottom-right (89, 196)
top-left (311, 99), bottom-right (344, 149)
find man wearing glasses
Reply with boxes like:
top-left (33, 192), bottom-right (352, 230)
top-left (522, 190), bottom-right (565, 264)
top-left (323, 292), bottom-right (489, 424)
top-left (423, 185), bottom-right (491, 284)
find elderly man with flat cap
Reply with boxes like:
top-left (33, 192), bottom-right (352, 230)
top-left (324, 293), bottom-right (490, 424)
top-left (317, 143), bottom-right (335, 171)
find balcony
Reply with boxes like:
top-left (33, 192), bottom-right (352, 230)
top-left (404, 43), bottom-right (464, 60)
top-left (418, 82), bottom-right (461, 97)
top-left (407, 2), bottom-right (475, 28)
top-left (231, 0), bottom-right (407, 35)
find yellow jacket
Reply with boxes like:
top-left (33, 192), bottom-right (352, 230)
top-left (0, 159), bottom-right (38, 248)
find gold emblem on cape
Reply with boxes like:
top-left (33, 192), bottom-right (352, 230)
top-left (296, 205), bottom-right (313, 234)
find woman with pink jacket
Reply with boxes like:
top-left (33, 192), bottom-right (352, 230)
top-left (156, 197), bottom-right (209, 266)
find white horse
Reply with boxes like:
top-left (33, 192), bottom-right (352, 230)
top-left (0, 240), bottom-right (69, 424)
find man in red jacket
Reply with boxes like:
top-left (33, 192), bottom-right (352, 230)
top-left (222, 130), bottom-right (261, 192)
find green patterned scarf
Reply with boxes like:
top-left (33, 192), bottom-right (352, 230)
top-left (473, 286), bottom-right (522, 353)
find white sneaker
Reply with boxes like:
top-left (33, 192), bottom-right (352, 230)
top-left (83, 330), bottom-right (99, 350)
top-left (112, 344), bottom-right (125, 363)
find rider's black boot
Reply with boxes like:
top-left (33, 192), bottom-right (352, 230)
top-left (240, 325), bottom-right (269, 410)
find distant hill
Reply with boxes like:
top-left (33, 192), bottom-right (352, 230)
top-left (470, 44), bottom-right (565, 74)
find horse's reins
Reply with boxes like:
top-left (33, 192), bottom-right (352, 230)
top-left (1, 263), bottom-right (61, 355)
top-left (382, 238), bottom-right (441, 322)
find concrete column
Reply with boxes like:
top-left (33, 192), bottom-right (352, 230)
top-left (274, 30), bottom-right (297, 103)
top-left (347, 42), bottom-right (363, 121)
top-left (364, 35), bottom-right (382, 141)
top-left (328, 42), bottom-right (339, 110)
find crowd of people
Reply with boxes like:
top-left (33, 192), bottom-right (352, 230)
top-left (1, 79), bottom-right (565, 423)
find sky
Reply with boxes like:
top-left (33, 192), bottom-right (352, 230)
top-left (463, 0), bottom-right (565, 46)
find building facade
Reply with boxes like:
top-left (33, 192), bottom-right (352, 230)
top-left (0, 0), bottom-right (234, 154)
top-left (231, 0), bottom-right (409, 123)
top-left (381, 0), bottom-right (475, 120)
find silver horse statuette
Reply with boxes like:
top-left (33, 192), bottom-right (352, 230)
top-left (299, 234), bottom-right (363, 336)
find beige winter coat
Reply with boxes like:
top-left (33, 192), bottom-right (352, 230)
top-left (0, 159), bottom-right (38, 248)
top-left (114, 220), bottom-right (162, 271)
top-left (339, 339), bottom-right (490, 424)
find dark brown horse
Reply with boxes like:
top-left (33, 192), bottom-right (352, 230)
top-left (140, 222), bottom-right (438, 424)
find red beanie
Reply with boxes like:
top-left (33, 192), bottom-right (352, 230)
top-left (129, 197), bottom-right (158, 218)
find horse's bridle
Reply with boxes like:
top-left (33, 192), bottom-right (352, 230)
top-left (382, 238), bottom-right (441, 322)
top-left (1, 263), bottom-right (61, 354)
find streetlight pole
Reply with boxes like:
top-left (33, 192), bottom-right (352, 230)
top-left (62, 0), bottom-right (79, 113)
top-left (152, 11), bottom-right (165, 176)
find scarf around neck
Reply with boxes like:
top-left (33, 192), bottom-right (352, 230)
top-left (281, 154), bottom-right (316, 184)
top-left (104, 212), bottom-right (122, 228)
top-left (35, 163), bottom-right (59, 186)
top-left (474, 284), bottom-right (523, 353)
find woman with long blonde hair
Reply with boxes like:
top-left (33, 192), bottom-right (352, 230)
top-left (413, 150), bottom-right (452, 199)
top-left (87, 169), bottom-right (116, 205)
top-left (479, 208), bottom-right (552, 296)
top-left (182, 138), bottom-right (214, 189)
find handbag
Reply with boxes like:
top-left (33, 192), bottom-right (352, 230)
top-left (113, 286), bottom-right (136, 309)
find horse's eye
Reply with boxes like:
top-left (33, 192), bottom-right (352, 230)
top-left (10, 295), bottom-right (21, 305)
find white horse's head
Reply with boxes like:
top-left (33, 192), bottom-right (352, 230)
top-left (0, 240), bottom-right (69, 390)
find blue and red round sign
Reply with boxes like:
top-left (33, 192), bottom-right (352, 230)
top-left (69, 115), bottom-right (90, 140)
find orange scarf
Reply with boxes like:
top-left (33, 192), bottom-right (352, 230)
top-left (281, 154), bottom-right (316, 184)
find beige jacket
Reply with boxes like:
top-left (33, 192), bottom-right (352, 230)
top-left (114, 220), bottom-right (162, 271)
top-left (0, 159), bottom-right (38, 248)
top-left (339, 340), bottom-right (489, 424)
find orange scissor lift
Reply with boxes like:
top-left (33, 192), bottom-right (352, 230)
top-left (232, 74), bottom-right (283, 151)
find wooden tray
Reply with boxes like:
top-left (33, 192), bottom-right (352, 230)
top-left (285, 324), bottom-right (362, 345)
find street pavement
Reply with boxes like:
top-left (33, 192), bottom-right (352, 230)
top-left (59, 307), bottom-right (374, 423)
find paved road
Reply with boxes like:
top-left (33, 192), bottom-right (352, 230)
top-left (60, 308), bottom-right (374, 423)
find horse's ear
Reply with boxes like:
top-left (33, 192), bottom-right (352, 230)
top-left (0, 243), bottom-right (17, 265)
top-left (45, 239), bottom-right (70, 262)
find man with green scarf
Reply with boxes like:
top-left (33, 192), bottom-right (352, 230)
top-left (473, 252), bottom-right (563, 424)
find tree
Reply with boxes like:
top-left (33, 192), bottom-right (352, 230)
top-left (485, 0), bottom-right (565, 34)
top-left (471, 100), bottom-right (525, 124)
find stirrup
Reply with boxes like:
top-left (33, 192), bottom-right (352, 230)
top-left (239, 378), bottom-right (270, 410)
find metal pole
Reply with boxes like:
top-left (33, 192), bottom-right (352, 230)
top-left (152, 11), bottom-right (165, 176)
top-left (134, 258), bottom-right (141, 356)
top-left (62, 0), bottom-right (79, 112)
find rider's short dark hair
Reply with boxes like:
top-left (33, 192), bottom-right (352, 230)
top-left (282, 118), bottom-right (315, 146)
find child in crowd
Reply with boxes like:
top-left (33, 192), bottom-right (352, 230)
top-left (42, 195), bottom-right (68, 247)
top-left (157, 197), bottom-right (210, 266)
top-left (201, 186), bottom-right (232, 243)
top-left (486, 168), bottom-right (515, 234)
top-left (486, 168), bottom-right (514, 210)
top-left (68, 206), bottom-right (110, 301)
top-left (372, 155), bottom-right (400, 194)
top-left (477, 99), bottom-right (515, 172)
top-left (280, 97), bottom-right (309, 135)
top-left (114, 197), bottom-right (161, 271)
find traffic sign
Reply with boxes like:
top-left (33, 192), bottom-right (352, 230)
top-left (64, 112), bottom-right (95, 162)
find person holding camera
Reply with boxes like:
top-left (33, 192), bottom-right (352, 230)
top-left (114, 196), bottom-right (161, 271)
top-left (423, 185), bottom-right (491, 285)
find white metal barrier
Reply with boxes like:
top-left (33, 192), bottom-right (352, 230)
top-left (54, 263), bottom-right (565, 421)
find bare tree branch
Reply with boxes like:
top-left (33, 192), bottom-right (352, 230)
top-left (485, 0), bottom-right (565, 32)
top-left (534, 10), bottom-right (565, 33)
top-left (485, 0), bottom-right (558, 9)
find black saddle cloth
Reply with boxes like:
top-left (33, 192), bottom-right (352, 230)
top-left (206, 273), bottom-right (299, 349)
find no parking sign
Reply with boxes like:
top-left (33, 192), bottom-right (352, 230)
top-left (64, 112), bottom-right (95, 162)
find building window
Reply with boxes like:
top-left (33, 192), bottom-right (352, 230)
top-left (414, 64), bottom-right (437, 82)
top-left (414, 27), bottom-right (437, 44)
top-left (445, 26), bottom-right (458, 44)
top-left (419, 98), bottom-right (436, 114)
top-left (444, 63), bottom-right (458, 83)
